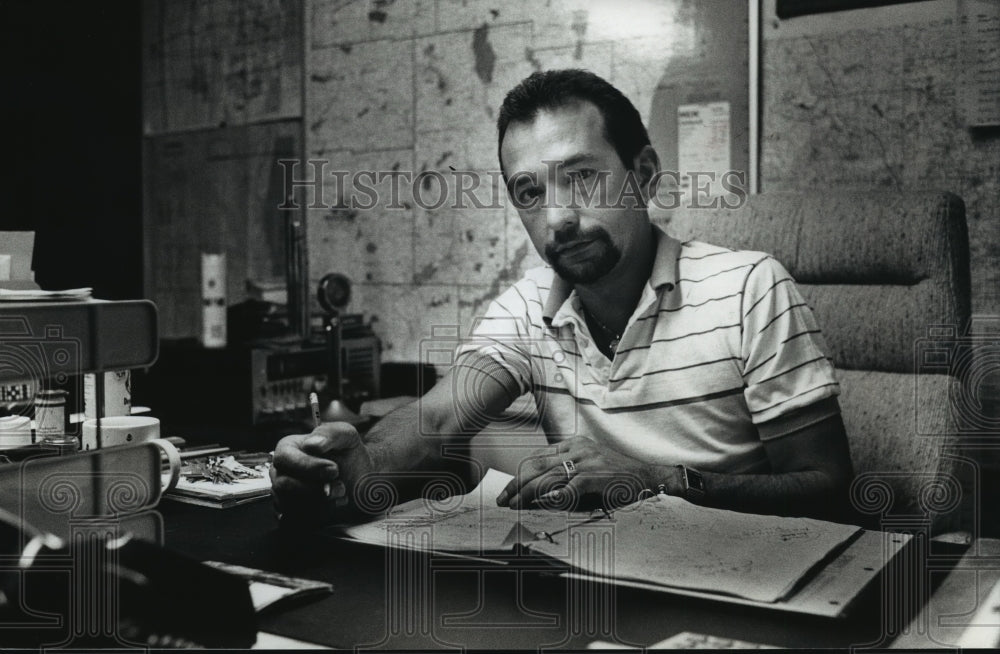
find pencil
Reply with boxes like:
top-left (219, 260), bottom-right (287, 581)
top-left (310, 392), bottom-right (322, 429)
top-left (310, 392), bottom-right (332, 498)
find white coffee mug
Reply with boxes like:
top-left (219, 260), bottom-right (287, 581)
top-left (82, 416), bottom-right (160, 450)
top-left (0, 415), bottom-right (32, 449)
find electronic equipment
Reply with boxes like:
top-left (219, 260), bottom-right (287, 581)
top-left (143, 273), bottom-right (380, 444)
top-left (249, 330), bottom-right (380, 426)
top-left (144, 325), bottom-right (380, 438)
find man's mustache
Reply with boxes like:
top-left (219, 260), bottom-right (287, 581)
top-left (546, 226), bottom-right (613, 258)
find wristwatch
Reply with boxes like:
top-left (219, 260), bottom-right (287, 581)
top-left (676, 465), bottom-right (706, 503)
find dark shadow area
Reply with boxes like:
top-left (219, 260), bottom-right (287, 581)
top-left (0, 0), bottom-right (143, 300)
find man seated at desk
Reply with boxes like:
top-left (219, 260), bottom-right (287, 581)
top-left (272, 69), bottom-right (854, 523)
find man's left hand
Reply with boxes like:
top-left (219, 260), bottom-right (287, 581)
top-left (495, 438), bottom-right (657, 510)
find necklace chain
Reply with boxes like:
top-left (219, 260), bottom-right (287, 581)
top-left (584, 308), bottom-right (622, 354)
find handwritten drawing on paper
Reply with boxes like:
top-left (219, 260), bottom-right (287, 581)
top-left (529, 494), bottom-right (860, 603)
top-left (341, 469), bottom-right (861, 603)
top-left (342, 469), bottom-right (555, 553)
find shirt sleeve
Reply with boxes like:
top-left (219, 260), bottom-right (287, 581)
top-left (453, 282), bottom-right (539, 398)
top-left (740, 256), bottom-right (840, 431)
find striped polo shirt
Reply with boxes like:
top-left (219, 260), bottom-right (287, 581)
top-left (456, 226), bottom-right (840, 473)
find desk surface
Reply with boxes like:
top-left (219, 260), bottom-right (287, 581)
top-left (893, 537), bottom-right (1000, 649)
top-left (159, 500), bottom-right (973, 650)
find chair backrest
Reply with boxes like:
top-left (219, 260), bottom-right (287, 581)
top-left (666, 191), bottom-right (971, 532)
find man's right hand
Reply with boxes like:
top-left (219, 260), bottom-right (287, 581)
top-left (270, 422), bottom-right (375, 526)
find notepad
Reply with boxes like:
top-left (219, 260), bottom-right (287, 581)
top-left (340, 469), bottom-right (861, 604)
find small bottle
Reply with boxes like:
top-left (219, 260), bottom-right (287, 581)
top-left (35, 389), bottom-right (76, 453)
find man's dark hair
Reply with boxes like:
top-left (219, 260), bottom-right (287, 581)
top-left (497, 69), bottom-right (650, 177)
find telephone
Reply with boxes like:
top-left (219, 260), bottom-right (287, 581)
top-left (0, 441), bottom-right (257, 647)
top-left (0, 506), bottom-right (257, 648)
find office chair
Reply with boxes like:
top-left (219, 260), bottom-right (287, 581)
top-left (667, 191), bottom-right (972, 534)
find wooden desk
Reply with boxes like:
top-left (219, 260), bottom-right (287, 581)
top-left (159, 500), bottom-right (962, 649)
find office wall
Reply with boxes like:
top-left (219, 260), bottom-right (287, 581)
top-left (141, 0), bottom-right (745, 350)
top-left (758, 1), bottom-right (1000, 529)
top-left (142, 0), bottom-right (304, 338)
top-left (760, 0), bottom-right (1000, 317)
top-left (142, 0), bottom-right (302, 134)
top-left (305, 0), bottom-right (747, 362)
top-left (143, 0), bottom-right (998, 352)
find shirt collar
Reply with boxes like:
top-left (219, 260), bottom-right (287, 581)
top-left (542, 225), bottom-right (681, 326)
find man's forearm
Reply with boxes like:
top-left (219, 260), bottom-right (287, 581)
top-left (359, 398), bottom-right (480, 500)
top-left (648, 465), bottom-right (850, 521)
top-left (646, 411), bottom-right (855, 521)
top-left (359, 359), bottom-right (518, 477)
top-left (362, 401), bottom-right (440, 473)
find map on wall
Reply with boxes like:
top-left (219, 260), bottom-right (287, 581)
top-left (142, 0), bottom-right (303, 134)
top-left (144, 121), bottom-right (300, 339)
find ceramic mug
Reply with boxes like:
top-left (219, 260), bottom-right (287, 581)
top-left (0, 415), bottom-right (32, 449)
top-left (82, 416), bottom-right (160, 450)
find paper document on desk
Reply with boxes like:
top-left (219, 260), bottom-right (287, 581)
top-left (342, 469), bottom-right (554, 552)
top-left (528, 493), bottom-right (860, 603)
top-left (342, 469), bottom-right (860, 603)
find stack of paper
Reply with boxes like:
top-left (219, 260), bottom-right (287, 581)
top-left (343, 469), bottom-right (554, 553)
top-left (341, 469), bottom-right (861, 604)
top-left (528, 492), bottom-right (859, 603)
top-left (167, 475), bottom-right (272, 509)
top-left (164, 454), bottom-right (272, 509)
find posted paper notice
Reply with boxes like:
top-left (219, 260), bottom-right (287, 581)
top-left (678, 101), bottom-right (731, 201)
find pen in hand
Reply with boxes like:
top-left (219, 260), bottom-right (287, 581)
top-left (310, 392), bottom-right (333, 499)
top-left (310, 392), bottom-right (322, 428)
